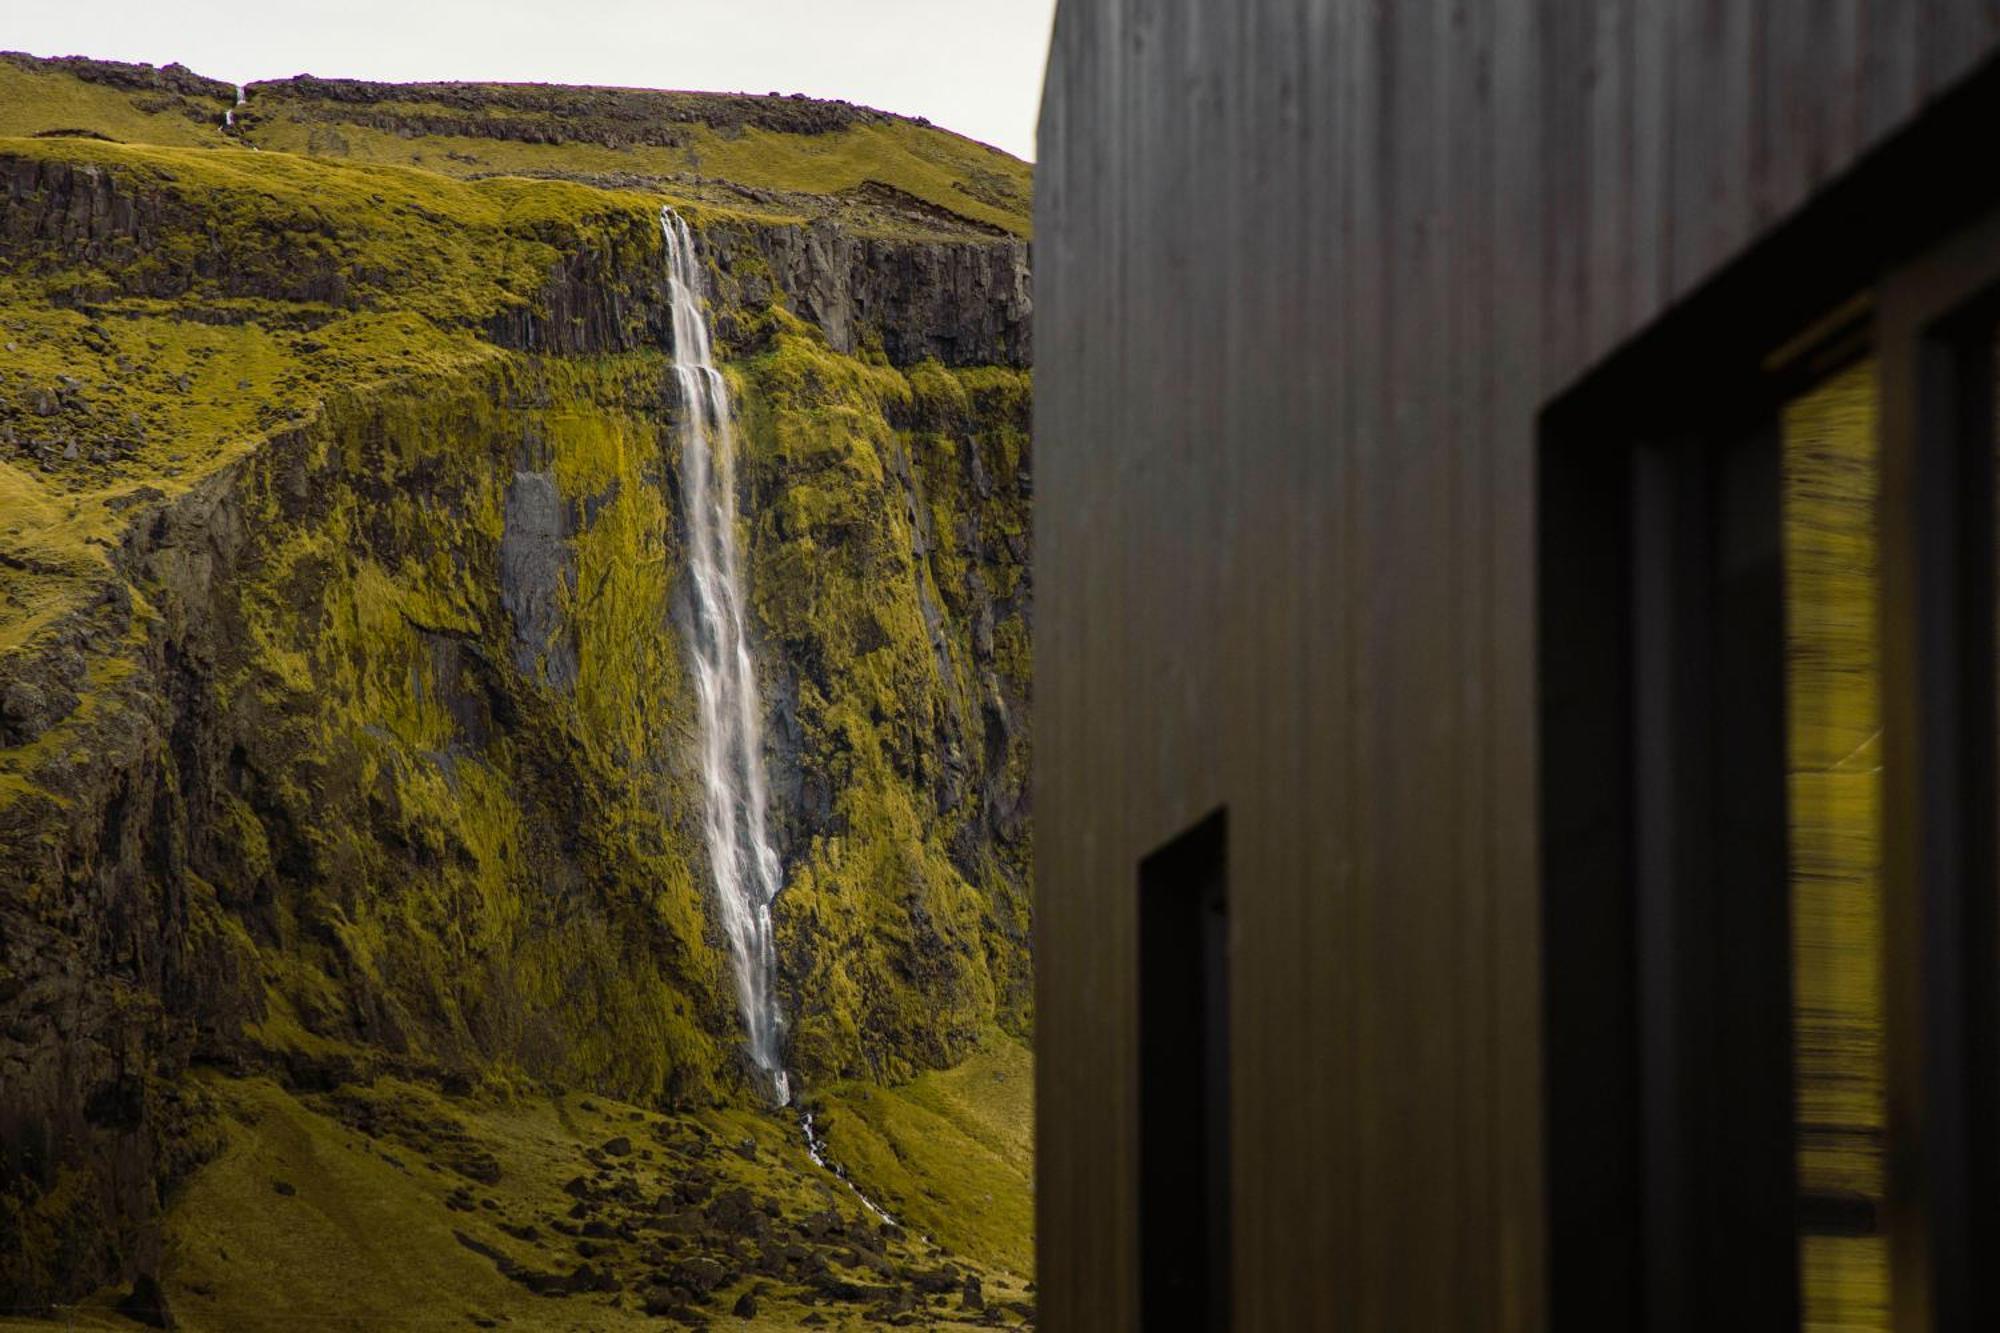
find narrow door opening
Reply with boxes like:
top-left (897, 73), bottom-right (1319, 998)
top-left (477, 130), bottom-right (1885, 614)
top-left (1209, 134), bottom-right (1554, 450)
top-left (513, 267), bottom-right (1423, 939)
top-left (1139, 808), bottom-right (1230, 1332)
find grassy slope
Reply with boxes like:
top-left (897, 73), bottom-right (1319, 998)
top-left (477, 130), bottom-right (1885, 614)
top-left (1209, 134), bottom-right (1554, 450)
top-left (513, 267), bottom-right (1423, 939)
top-left (0, 1073), bottom-right (1031, 1331)
top-left (813, 1034), bottom-right (1034, 1276)
top-left (245, 112), bottom-right (1029, 237)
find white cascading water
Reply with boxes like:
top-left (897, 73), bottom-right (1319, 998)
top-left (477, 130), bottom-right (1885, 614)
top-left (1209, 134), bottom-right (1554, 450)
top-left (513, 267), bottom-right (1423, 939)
top-left (659, 207), bottom-right (790, 1107)
top-left (803, 1110), bottom-right (908, 1230)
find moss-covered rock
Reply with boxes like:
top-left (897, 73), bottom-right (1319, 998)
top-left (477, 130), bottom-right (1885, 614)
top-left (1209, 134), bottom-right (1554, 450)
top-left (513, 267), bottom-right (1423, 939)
top-left (0, 63), bottom-right (1031, 1313)
top-left (739, 326), bottom-right (1032, 1084)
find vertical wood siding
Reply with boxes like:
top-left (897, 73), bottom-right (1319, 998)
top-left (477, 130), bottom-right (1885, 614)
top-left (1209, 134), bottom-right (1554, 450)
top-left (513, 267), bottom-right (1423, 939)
top-left (1034, 2), bottom-right (2000, 1328)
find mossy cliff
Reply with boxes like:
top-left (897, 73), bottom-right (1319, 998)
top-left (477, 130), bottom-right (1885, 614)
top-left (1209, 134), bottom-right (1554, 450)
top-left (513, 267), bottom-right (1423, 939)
top-left (0, 54), bottom-right (1031, 1322)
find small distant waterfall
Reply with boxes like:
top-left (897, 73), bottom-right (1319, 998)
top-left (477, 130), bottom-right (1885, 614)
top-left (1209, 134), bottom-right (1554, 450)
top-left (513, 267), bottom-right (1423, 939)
top-left (803, 1110), bottom-right (905, 1229)
top-left (221, 86), bottom-right (257, 149)
top-left (659, 206), bottom-right (790, 1106)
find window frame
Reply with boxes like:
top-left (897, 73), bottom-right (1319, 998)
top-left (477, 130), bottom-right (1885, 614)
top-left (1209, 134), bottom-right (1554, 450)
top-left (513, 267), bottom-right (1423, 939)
top-left (1875, 218), bottom-right (2000, 1332)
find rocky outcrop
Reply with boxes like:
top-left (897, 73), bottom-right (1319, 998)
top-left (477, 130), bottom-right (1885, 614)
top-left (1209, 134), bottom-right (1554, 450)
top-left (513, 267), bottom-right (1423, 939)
top-left (4, 145), bottom-right (1027, 369)
top-left (255, 76), bottom-right (896, 141)
top-left (718, 219), bottom-right (1031, 367)
top-left (489, 212), bottom-right (1031, 368)
top-left (1, 153), bottom-right (354, 306)
top-left (3, 154), bottom-right (160, 264)
top-left (499, 469), bottom-right (580, 689)
top-left (0, 51), bottom-right (232, 108)
top-left (0, 456), bottom-right (259, 1307)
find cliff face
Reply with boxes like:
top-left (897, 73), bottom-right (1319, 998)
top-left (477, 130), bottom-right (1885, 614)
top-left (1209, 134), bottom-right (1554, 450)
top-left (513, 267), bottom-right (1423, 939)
top-left (0, 60), bottom-right (1031, 1315)
top-left (484, 215), bottom-right (1031, 367)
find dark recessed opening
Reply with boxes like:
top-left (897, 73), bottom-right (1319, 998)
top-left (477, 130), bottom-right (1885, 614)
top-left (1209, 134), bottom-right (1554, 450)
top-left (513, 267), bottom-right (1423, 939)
top-left (1540, 398), bottom-right (1800, 1330)
top-left (1139, 807), bottom-right (1230, 1333)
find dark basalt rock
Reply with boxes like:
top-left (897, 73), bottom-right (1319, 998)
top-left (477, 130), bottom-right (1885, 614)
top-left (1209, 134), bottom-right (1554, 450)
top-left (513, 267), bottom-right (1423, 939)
top-left (0, 154), bottom-right (354, 305)
top-left (484, 211), bottom-right (1030, 368)
top-left (499, 469), bottom-right (578, 690)
top-left (1, 51), bottom-right (233, 102)
top-left (2, 145), bottom-right (1027, 369)
top-left (255, 75), bottom-right (893, 140)
top-left (115, 1272), bottom-right (174, 1328)
top-left (721, 220), bottom-right (1031, 368)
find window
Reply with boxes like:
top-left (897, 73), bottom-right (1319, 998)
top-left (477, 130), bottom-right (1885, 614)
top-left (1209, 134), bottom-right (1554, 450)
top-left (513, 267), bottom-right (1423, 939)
top-left (1540, 202), bottom-right (2000, 1327)
top-left (1139, 809), bottom-right (1230, 1332)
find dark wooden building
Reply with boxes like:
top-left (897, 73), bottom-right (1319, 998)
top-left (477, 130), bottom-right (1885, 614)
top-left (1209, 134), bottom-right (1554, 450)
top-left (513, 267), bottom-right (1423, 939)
top-left (1034, 4), bottom-right (2000, 1329)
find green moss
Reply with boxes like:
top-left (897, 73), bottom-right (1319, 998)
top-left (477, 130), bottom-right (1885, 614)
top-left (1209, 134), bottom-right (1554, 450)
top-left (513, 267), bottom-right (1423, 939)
top-left (731, 331), bottom-right (1032, 1086)
top-left (188, 365), bottom-right (751, 1105)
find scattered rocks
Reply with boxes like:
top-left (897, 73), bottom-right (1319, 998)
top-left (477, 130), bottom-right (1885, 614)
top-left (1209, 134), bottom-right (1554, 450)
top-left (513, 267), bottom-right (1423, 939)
top-left (454, 1230), bottom-right (619, 1298)
top-left (640, 1287), bottom-right (693, 1320)
top-left (661, 1254), bottom-right (730, 1297)
top-left (704, 1188), bottom-right (769, 1239)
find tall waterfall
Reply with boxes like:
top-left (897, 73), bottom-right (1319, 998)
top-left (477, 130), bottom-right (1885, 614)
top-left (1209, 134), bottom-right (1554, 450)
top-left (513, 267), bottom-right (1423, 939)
top-left (659, 207), bottom-right (790, 1106)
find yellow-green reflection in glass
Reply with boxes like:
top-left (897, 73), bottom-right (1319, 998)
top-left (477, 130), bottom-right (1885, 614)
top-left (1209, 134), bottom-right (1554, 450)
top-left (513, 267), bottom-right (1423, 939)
top-left (1782, 357), bottom-right (1889, 1332)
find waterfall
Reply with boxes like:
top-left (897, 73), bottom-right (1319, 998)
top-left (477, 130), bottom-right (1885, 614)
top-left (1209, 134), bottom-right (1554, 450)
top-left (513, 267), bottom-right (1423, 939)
top-left (659, 206), bottom-right (790, 1107)
top-left (223, 85), bottom-right (243, 129)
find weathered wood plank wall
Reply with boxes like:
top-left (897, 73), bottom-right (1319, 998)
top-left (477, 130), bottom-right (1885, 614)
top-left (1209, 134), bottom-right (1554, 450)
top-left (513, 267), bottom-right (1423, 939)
top-left (1033, 2), bottom-right (2000, 1328)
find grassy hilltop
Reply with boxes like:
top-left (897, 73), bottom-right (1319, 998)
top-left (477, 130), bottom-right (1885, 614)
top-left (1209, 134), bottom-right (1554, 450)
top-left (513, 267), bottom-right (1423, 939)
top-left (0, 52), bottom-right (1032, 238)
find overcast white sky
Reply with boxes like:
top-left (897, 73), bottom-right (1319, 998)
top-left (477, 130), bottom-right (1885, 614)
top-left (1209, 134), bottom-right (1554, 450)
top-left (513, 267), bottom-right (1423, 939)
top-left (8, 0), bottom-right (1059, 159)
